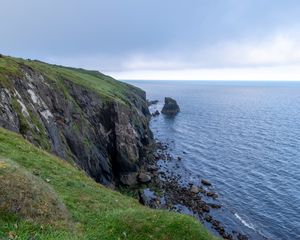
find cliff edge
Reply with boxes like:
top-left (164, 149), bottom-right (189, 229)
top-left (0, 55), bottom-right (153, 185)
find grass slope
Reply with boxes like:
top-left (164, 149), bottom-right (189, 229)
top-left (0, 127), bottom-right (217, 240)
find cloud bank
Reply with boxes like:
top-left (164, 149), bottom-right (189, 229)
top-left (1, 0), bottom-right (300, 80)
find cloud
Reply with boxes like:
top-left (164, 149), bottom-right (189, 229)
top-left (101, 28), bottom-right (300, 80)
top-left (109, 65), bottom-right (300, 81)
top-left (118, 29), bottom-right (300, 71)
top-left (210, 31), bottom-right (300, 67)
top-left (43, 29), bottom-right (300, 81)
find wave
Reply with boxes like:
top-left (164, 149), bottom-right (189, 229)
top-left (234, 213), bottom-right (255, 230)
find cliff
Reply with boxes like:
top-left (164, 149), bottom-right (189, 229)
top-left (0, 55), bottom-right (153, 185)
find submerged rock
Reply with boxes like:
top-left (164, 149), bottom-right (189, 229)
top-left (207, 191), bottom-right (218, 199)
top-left (161, 97), bottom-right (180, 115)
top-left (201, 179), bottom-right (212, 186)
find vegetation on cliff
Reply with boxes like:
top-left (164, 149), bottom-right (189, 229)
top-left (0, 127), bottom-right (217, 240)
top-left (0, 54), bottom-right (152, 185)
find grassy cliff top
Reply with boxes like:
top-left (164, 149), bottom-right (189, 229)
top-left (0, 54), bottom-right (143, 106)
top-left (0, 127), bottom-right (217, 239)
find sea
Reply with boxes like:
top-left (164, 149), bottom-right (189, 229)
top-left (126, 80), bottom-right (300, 240)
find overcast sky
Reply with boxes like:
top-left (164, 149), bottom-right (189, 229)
top-left (1, 0), bottom-right (300, 80)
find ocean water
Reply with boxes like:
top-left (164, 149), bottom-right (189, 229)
top-left (127, 80), bottom-right (300, 240)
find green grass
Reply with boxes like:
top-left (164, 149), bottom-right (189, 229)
top-left (0, 55), bottom-right (143, 106)
top-left (0, 127), bottom-right (217, 240)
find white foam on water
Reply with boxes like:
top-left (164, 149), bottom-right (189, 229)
top-left (234, 213), bottom-right (255, 230)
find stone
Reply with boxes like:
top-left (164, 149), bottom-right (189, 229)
top-left (138, 188), bottom-right (160, 208)
top-left (147, 100), bottom-right (159, 106)
top-left (207, 191), bottom-right (218, 198)
top-left (208, 203), bottom-right (221, 209)
top-left (138, 172), bottom-right (151, 183)
top-left (201, 179), bottom-right (212, 186)
top-left (204, 215), bottom-right (212, 222)
top-left (151, 110), bottom-right (160, 117)
top-left (161, 97), bottom-right (180, 115)
top-left (190, 185), bottom-right (200, 194)
top-left (120, 173), bottom-right (137, 186)
top-left (147, 165), bottom-right (158, 172)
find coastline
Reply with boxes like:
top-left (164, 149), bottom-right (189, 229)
top-left (125, 100), bottom-right (269, 240)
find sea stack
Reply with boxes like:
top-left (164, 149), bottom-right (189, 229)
top-left (161, 97), bottom-right (180, 115)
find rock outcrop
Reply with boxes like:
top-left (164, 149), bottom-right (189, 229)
top-left (161, 97), bottom-right (180, 115)
top-left (0, 56), bottom-right (153, 186)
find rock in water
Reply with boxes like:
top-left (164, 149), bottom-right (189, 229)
top-left (201, 179), bottom-right (212, 186)
top-left (151, 110), bottom-right (160, 117)
top-left (190, 185), bottom-right (200, 194)
top-left (161, 97), bottom-right (180, 115)
top-left (147, 100), bottom-right (159, 106)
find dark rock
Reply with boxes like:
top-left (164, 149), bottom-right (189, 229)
top-left (120, 173), bottom-right (138, 186)
top-left (201, 179), bottom-right (212, 186)
top-left (147, 165), bottom-right (158, 172)
top-left (151, 110), bottom-right (160, 117)
top-left (208, 203), bottom-right (221, 209)
top-left (204, 215), bottom-right (212, 222)
top-left (138, 188), bottom-right (160, 208)
top-left (177, 156), bottom-right (182, 160)
top-left (138, 172), bottom-right (151, 183)
top-left (161, 97), bottom-right (180, 115)
top-left (147, 100), bottom-right (159, 106)
top-left (237, 233), bottom-right (249, 240)
top-left (207, 191), bottom-right (218, 198)
top-left (202, 204), bottom-right (210, 212)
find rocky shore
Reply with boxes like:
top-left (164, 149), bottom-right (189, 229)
top-left (124, 99), bottom-right (250, 240)
top-left (137, 141), bottom-right (249, 240)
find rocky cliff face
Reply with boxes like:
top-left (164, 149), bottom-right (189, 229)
top-left (0, 56), bottom-right (153, 185)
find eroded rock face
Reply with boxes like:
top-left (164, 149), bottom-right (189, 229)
top-left (0, 66), bottom-right (153, 186)
top-left (161, 97), bottom-right (180, 115)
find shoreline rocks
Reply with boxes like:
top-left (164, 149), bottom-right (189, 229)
top-left (133, 140), bottom-right (249, 240)
top-left (147, 100), bottom-right (159, 106)
top-left (138, 172), bottom-right (152, 183)
top-left (161, 97), bottom-right (180, 115)
top-left (151, 110), bottom-right (160, 117)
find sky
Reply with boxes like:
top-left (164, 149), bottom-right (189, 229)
top-left (1, 0), bottom-right (300, 80)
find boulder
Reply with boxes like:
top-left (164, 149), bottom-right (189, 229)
top-left (147, 165), bottom-right (158, 172)
top-left (138, 172), bottom-right (151, 183)
top-left (138, 188), bottom-right (160, 208)
top-left (161, 97), bottom-right (180, 115)
top-left (120, 173), bottom-right (137, 186)
top-left (207, 191), bottom-right (218, 199)
top-left (190, 185), bottom-right (200, 194)
top-left (147, 100), bottom-right (159, 106)
top-left (151, 110), bottom-right (160, 117)
top-left (201, 179), bottom-right (212, 186)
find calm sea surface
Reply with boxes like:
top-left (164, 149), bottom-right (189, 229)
top-left (126, 80), bottom-right (300, 240)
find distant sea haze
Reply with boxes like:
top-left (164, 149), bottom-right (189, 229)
top-left (127, 80), bottom-right (300, 240)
